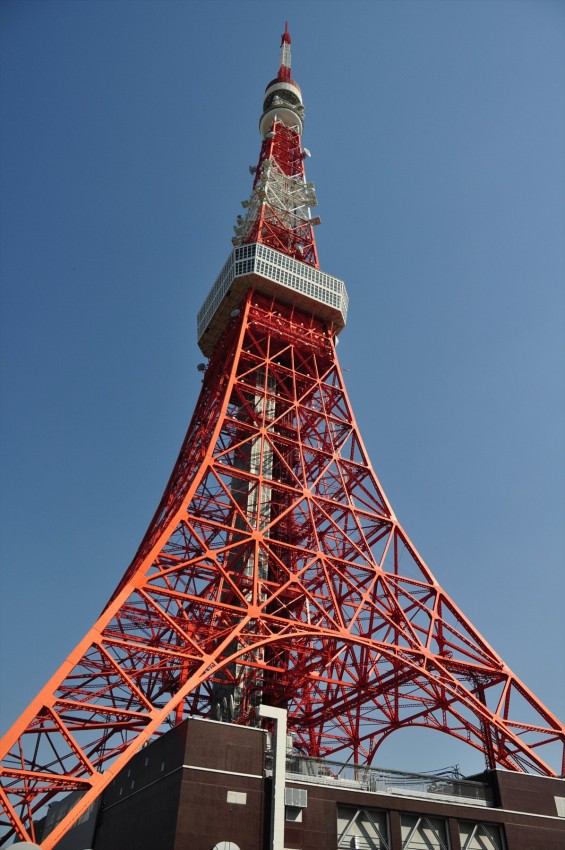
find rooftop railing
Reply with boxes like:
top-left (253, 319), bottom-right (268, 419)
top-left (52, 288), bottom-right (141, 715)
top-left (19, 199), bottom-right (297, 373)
top-left (266, 752), bottom-right (493, 808)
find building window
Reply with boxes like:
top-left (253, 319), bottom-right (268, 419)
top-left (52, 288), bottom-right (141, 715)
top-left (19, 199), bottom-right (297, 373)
top-left (337, 805), bottom-right (390, 849)
top-left (400, 814), bottom-right (449, 850)
top-left (286, 806), bottom-right (303, 823)
top-left (459, 821), bottom-right (505, 850)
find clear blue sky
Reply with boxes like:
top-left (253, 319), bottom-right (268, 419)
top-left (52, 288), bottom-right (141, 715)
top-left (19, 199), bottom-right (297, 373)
top-left (1, 0), bottom-right (563, 776)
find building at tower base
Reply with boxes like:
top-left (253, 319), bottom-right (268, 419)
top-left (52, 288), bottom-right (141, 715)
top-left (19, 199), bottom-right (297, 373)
top-left (39, 719), bottom-right (565, 850)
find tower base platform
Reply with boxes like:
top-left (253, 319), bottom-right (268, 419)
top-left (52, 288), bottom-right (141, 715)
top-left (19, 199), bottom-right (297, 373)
top-left (39, 718), bottom-right (565, 850)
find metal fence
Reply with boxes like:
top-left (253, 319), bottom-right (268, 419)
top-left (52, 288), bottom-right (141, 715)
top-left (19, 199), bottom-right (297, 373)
top-left (266, 752), bottom-right (493, 807)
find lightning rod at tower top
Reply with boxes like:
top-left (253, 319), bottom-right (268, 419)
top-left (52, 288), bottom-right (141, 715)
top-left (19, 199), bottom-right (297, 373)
top-left (0, 24), bottom-right (564, 849)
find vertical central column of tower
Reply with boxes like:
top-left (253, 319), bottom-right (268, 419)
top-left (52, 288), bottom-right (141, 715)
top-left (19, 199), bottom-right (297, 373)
top-left (211, 364), bottom-right (275, 722)
top-left (205, 290), bottom-right (347, 730)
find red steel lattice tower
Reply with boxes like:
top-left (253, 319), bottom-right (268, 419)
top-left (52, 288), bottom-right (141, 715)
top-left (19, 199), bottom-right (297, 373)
top-left (1, 25), bottom-right (564, 849)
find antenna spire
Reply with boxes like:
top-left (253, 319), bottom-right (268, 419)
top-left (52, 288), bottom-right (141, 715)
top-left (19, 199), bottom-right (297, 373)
top-left (278, 21), bottom-right (292, 81)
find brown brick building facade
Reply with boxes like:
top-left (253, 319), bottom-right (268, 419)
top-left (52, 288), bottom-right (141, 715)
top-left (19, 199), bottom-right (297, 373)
top-left (44, 718), bottom-right (565, 850)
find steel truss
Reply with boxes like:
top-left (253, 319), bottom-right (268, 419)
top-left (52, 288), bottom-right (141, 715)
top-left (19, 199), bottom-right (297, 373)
top-left (1, 293), bottom-right (564, 847)
top-left (233, 119), bottom-right (319, 267)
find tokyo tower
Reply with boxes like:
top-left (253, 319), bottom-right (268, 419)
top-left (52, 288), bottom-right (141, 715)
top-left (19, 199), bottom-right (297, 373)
top-left (1, 24), bottom-right (564, 849)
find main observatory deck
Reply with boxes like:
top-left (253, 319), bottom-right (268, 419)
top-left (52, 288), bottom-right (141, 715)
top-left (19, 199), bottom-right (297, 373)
top-left (197, 242), bottom-right (348, 357)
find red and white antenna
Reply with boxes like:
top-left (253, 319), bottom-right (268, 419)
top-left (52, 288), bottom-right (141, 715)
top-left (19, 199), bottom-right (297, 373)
top-left (231, 24), bottom-right (319, 267)
top-left (278, 21), bottom-right (292, 81)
